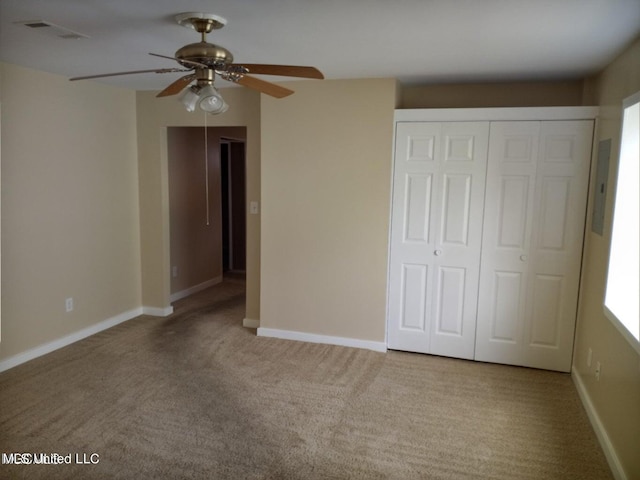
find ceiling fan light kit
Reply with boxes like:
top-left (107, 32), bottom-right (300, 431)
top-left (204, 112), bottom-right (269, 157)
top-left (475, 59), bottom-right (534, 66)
top-left (179, 84), bottom-right (229, 114)
top-left (69, 12), bottom-right (324, 115)
top-left (178, 85), bottom-right (228, 114)
top-left (178, 86), bottom-right (200, 112)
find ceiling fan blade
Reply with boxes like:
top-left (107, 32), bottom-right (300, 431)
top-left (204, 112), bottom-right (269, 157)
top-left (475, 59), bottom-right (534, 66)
top-left (235, 75), bottom-right (295, 98)
top-left (156, 74), bottom-right (197, 97)
top-left (70, 68), bottom-right (188, 81)
top-left (234, 64), bottom-right (324, 79)
top-left (149, 53), bottom-right (207, 69)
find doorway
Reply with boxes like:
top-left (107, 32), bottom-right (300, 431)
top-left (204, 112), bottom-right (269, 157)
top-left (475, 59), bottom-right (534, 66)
top-left (167, 127), bottom-right (247, 302)
top-left (221, 139), bottom-right (246, 273)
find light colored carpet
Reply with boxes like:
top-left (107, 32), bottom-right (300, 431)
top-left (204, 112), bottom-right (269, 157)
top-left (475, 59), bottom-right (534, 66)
top-left (0, 276), bottom-right (612, 479)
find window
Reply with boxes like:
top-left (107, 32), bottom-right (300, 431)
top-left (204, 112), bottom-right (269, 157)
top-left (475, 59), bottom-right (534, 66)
top-left (604, 91), bottom-right (640, 352)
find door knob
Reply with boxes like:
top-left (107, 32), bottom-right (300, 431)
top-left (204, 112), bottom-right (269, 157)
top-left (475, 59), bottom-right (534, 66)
top-left (434, 250), bottom-right (442, 256)
top-left (520, 255), bottom-right (528, 261)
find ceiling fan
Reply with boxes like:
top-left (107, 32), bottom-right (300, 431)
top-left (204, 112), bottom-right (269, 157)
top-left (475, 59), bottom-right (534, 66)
top-left (70, 12), bottom-right (324, 112)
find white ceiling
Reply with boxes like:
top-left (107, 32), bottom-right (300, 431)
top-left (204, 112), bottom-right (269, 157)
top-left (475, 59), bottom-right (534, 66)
top-left (1, 0), bottom-right (639, 91)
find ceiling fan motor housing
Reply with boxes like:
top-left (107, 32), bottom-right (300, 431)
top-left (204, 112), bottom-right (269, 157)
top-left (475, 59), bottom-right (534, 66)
top-left (175, 42), bottom-right (233, 68)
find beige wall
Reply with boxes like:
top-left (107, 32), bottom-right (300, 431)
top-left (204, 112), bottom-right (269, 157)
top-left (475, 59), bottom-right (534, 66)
top-left (260, 78), bottom-right (398, 341)
top-left (168, 126), bottom-right (246, 295)
top-left (574, 37), bottom-right (640, 479)
top-left (0, 62), bottom-right (141, 360)
top-left (402, 80), bottom-right (585, 108)
top-left (136, 87), bottom-right (261, 320)
top-left (258, 76), bottom-right (589, 342)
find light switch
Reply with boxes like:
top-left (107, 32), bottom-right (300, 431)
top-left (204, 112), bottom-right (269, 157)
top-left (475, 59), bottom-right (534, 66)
top-left (250, 201), bottom-right (259, 215)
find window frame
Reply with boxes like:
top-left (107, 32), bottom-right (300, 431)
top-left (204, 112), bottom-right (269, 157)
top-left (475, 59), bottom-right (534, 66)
top-left (603, 90), bottom-right (640, 355)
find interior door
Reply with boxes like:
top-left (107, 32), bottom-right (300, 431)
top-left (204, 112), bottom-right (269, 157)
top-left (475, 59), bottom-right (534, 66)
top-left (475, 120), bottom-right (593, 372)
top-left (230, 141), bottom-right (246, 271)
top-left (387, 122), bottom-right (489, 359)
top-left (524, 121), bottom-right (593, 370)
top-left (387, 122), bottom-right (441, 354)
top-left (221, 140), bottom-right (247, 273)
top-left (428, 123), bottom-right (489, 359)
top-left (473, 122), bottom-right (540, 365)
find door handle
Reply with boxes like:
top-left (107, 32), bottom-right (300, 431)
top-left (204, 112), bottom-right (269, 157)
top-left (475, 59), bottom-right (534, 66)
top-left (520, 255), bottom-right (528, 261)
top-left (434, 249), bottom-right (442, 256)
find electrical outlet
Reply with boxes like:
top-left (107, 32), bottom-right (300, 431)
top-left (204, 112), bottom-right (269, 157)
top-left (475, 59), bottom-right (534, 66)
top-left (595, 361), bottom-right (601, 381)
top-left (172, 266), bottom-right (178, 278)
top-left (587, 348), bottom-right (592, 368)
top-left (65, 297), bottom-right (74, 313)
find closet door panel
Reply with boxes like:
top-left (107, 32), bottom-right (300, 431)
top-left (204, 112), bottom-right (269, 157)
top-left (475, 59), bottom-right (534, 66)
top-left (434, 266), bottom-right (466, 336)
top-left (388, 122), bottom-right (489, 358)
top-left (523, 120), bottom-right (593, 371)
top-left (490, 271), bottom-right (524, 343)
top-left (387, 123), bottom-right (441, 353)
top-left (475, 122), bottom-right (539, 365)
top-left (440, 174), bottom-right (472, 245)
top-left (399, 264), bottom-right (430, 331)
top-left (428, 122), bottom-right (489, 360)
top-left (497, 175), bottom-right (531, 249)
top-left (476, 120), bottom-right (593, 372)
top-left (529, 274), bottom-right (563, 347)
top-left (537, 177), bottom-right (571, 250)
top-left (404, 173), bottom-right (433, 243)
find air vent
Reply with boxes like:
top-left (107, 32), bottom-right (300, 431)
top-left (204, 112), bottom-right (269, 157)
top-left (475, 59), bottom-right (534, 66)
top-left (14, 20), bottom-right (89, 39)
top-left (24, 21), bottom-right (51, 28)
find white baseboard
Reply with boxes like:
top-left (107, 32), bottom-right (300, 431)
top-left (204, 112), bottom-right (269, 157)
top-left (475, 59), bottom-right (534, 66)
top-left (142, 306), bottom-right (174, 317)
top-left (0, 307), bottom-right (144, 373)
top-left (170, 276), bottom-right (223, 303)
top-left (243, 318), bottom-right (260, 329)
top-left (571, 368), bottom-right (626, 480)
top-left (257, 327), bottom-right (387, 353)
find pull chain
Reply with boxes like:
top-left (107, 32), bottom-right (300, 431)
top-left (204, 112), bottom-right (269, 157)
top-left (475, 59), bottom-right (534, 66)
top-left (204, 111), bottom-right (210, 226)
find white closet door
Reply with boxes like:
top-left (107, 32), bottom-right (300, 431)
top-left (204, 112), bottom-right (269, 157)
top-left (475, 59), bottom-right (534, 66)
top-left (428, 123), bottom-right (489, 359)
top-left (474, 122), bottom-right (540, 365)
top-left (387, 123), bottom-right (441, 353)
top-left (475, 120), bottom-right (593, 372)
top-left (525, 121), bottom-right (593, 370)
top-left (387, 122), bottom-right (489, 359)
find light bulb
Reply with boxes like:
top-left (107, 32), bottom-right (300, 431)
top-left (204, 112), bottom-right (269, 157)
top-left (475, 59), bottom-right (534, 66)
top-left (198, 85), bottom-right (228, 114)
